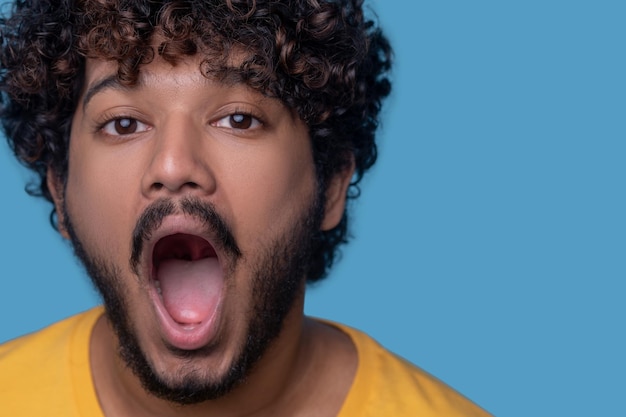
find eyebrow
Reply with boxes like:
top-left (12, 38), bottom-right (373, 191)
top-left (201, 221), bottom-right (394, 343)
top-left (81, 75), bottom-right (133, 112)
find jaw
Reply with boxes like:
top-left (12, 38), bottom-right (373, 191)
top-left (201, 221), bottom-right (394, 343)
top-left (80, 190), bottom-right (319, 407)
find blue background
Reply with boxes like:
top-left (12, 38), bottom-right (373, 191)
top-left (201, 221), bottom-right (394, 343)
top-left (1, 1), bottom-right (625, 416)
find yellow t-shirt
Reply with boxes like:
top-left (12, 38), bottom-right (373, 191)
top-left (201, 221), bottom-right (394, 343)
top-left (0, 307), bottom-right (103, 416)
top-left (333, 321), bottom-right (491, 416)
top-left (0, 307), bottom-right (491, 416)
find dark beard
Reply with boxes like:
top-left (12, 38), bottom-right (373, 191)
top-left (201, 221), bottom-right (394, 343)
top-left (63, 195), bottom-right (323, 405)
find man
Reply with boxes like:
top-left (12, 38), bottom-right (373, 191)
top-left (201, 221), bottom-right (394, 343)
top-left (0, 0), bottom-right (491, 415)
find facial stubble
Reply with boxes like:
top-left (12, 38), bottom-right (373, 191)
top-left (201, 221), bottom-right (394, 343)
top-left (62, 195), bottom-right (324, 405)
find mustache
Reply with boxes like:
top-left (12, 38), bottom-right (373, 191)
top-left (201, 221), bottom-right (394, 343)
top-left (129, 197), bottom-right (242, 274)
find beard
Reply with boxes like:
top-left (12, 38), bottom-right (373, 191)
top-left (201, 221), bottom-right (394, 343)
top-left (62, 194), bottom-right (324, 405)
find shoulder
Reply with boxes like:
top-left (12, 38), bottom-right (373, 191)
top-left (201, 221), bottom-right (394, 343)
top-left (328, 321), bottom-right (492, 417)
top-left (0, 307), bottom-right (101, 356)
top-left (0, 307), bottom-right (103, 415)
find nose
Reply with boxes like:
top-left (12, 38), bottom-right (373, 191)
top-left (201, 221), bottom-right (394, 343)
top-left (141, 116), bottom-right (216, 199)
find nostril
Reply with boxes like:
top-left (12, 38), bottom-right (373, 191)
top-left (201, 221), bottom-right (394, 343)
top-left (145, 175), bottom-right (209, 196)
top-left (184, 182), bottom-right (200, 189)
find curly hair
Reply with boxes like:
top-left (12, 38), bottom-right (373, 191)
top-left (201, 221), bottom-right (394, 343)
top-left (0, 0), bottom-right (392, 283)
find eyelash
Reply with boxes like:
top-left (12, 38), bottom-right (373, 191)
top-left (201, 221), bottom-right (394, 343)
top-left (100, 117), bottom-right (150, 137)
top-left (94, 111), bottom-right (150, 137)
top-left (211, 111), bottom-right (264, 131)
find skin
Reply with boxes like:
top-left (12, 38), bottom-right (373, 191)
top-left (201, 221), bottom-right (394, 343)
top-left (48, 55), bottom-right (358, 416)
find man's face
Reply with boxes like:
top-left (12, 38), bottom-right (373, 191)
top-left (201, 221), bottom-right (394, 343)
top-left (57, 55), bottom-right (327, 403)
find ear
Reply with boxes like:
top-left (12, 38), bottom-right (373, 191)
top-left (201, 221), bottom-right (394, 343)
top-left (320, 157), bottom-right (355, 231)
top-left (46, 166), bottom-right (70, 239)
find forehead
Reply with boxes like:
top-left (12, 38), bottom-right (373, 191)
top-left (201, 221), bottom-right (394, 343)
top-left (79, 52), bottom-right (270, 107)
top-left (82, 55), bottom-right (206, 88)
top-left (82, 38), bottom-right (252, 84)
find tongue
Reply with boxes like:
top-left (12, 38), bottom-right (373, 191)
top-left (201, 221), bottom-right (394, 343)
top-left (157, 257), bottom-right (222, 325)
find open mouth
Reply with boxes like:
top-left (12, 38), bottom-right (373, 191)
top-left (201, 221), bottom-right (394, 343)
top-left (151, 233), bottom-right (224, 328)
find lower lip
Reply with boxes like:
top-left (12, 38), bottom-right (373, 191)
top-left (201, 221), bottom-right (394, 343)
top-left (148, 285), bottom-right (223, 351)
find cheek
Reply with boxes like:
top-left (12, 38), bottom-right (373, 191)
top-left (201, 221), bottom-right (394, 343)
top-left (64, 140), bottom-right (139, 261)
top-left (222, 142), bottom-right (317, 247)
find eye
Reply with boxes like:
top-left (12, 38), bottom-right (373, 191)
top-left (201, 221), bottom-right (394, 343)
top-left (101, 117), bottom-right (151, 136)
top-left (213, 113), bottom-right (262, 130)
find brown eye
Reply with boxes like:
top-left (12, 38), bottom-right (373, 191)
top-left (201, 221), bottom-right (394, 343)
top-left (115, 118), bottom-right (138, 134)
top-left (230, 114), bottom-right (252, 129)
top-left (213, 112), bottom-right (262, 130)
top-left (101, 117), bottom-right (150, 136)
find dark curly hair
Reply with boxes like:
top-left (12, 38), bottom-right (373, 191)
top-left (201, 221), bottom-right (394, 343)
top-left (0, 0), bottom-right (392, 283)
